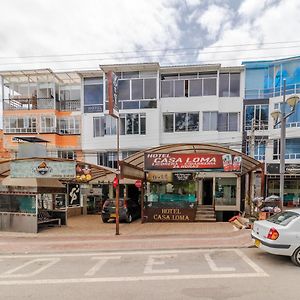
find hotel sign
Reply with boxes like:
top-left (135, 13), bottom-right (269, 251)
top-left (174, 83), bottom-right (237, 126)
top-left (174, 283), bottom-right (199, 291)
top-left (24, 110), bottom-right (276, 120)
top-left (144, 153), bottom-right (242, 172)
top-left (144, 208), bottom-right (196, 222)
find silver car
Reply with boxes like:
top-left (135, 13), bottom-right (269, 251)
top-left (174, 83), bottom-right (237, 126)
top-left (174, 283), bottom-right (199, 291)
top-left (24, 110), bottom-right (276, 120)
top-left (251, 208), bottom-right (300, 266)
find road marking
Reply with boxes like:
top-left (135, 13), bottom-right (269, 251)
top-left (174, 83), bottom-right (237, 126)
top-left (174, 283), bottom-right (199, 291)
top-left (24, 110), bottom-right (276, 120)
top-left (0, 272), bottom-right (268, 286)
top-left (234, 249), bottom-right (266, 274)
top-left (204, 253), bottom-right (236, 272)
top-left (85, 256), bottom-right (121, 276)
top-left (0, 258), bottom-right (60, 278)
top-left (0, 248), bottom-right (253, 259)
top-left (144, 255), bottom-right (179, 274)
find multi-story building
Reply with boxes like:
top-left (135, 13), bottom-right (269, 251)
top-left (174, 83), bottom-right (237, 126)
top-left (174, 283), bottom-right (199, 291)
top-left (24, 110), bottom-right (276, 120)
top-left (243, 56), bottom-right (300, 203)
top-left (0, 69), bottom-right (82, 160)
top-left (81, 63), bottom-right (244, 167)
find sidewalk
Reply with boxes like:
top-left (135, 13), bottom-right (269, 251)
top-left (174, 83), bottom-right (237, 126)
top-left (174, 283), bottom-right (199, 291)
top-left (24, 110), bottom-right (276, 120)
top-left (0, 215), bottom-right (254, 254)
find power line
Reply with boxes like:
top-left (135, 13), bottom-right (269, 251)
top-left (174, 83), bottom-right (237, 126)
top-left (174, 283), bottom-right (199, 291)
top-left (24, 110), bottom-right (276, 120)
top-left (0, 39), bottom-right (300, 60)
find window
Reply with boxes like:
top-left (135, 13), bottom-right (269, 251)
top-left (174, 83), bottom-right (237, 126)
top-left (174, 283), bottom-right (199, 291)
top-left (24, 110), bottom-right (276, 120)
top-left (40, 116), bottom-right (55, 133)
top-left (58, 151), bottom-right (77, 160)
top-left (244, 104), bottom-right (269, 130)
top-left (60, 85), bottom-right (80, 101)
top-left (203, 112), bottom-right (218, 131)
top-left (163, 114), bottom-right (174, 132)
top-left (84, 78), bottom-right (103, 113)
top-left (4, 116), bottom-right (37, 133)
top-left (97, 152), bottom-right (118, 168)
top-left (119, 113), bottom-right (146, 135)
top-left (57, 117), bottom-right (80, 134)
top-left (163, 112), bottom-right (199, 132)
top-left (217, 113), bottom-right (239, 132)
top-left (161, 72), bottom-right (217, 98)
top-left (93, 116), bottom-right (105, 137)
top-left (219, 73), bottom-right (240, 97)
top-left (273, 138), bottom-right (300, 159)
top-left (246, 140), bottom-right (266, 161)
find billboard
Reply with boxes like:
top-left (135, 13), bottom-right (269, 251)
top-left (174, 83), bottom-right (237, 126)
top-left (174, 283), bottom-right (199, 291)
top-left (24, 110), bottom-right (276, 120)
top-left (11, 160), bottom-right (76, 178)
top-left (144, 153), bottom-right (242, 172)
top-left (107, 71), bottom-right (119, 118)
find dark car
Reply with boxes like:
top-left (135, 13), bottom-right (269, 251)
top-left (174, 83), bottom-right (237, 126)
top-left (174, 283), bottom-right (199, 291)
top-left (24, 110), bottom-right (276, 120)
top-left (101, 198), bottom-right (141, 223)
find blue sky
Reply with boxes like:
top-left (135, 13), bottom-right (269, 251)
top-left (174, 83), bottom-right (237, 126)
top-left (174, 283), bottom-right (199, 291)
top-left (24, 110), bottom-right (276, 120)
top-left (0, 0), bottom-right (299, 71)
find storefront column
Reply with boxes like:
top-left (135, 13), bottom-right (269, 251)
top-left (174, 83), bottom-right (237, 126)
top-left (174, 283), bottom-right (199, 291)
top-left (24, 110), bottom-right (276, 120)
top-left (197, 179), bottom-right (203, 205)
top-left (212, 177), bottom-right (216, 208)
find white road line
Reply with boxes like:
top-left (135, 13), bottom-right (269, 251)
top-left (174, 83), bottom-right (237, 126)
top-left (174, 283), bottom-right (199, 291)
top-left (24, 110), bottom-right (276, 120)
top-left (0, 258), bottom-right (60, 278)
top-left (144, 255), bottom-right (179, 274)
top-left (0, 272), bottom-right (268, 286)
top-left (234, 249), bottom-right (267, 275)
top-left (0, 248), bottom-right (248, 259)
top-left (204, 253), bottom-right (236, 272)
top-left (85, 256), bottom-right (121, 277)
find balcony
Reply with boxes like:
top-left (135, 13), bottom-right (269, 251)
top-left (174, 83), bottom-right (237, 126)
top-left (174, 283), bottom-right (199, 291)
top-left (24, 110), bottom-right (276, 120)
top-left (4, 98), bottom-right (55, 111)
top-left (58, 100), bottom-right (81, 111)
top-left (245, 83), bottom-right (300, 99)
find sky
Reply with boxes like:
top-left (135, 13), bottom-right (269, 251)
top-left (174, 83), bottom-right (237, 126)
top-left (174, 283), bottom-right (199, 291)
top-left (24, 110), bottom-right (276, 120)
top-left (0, 0), bottom-right (300, 72)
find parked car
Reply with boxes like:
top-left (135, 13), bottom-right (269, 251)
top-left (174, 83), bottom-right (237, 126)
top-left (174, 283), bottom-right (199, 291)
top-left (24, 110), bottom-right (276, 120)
top-left (251, 208), bottom-right (300, 266)
top-left (101, 198), bottom-right (141, 223)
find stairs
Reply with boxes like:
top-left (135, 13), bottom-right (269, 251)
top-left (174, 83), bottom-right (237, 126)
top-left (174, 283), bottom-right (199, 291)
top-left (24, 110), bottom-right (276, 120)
top-left (195, 205), bottom-right (216, 222)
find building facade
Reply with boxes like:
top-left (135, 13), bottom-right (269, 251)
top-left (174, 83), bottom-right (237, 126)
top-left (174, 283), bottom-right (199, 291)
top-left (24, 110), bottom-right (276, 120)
top-left (243, 56), bottom-right (300, 204)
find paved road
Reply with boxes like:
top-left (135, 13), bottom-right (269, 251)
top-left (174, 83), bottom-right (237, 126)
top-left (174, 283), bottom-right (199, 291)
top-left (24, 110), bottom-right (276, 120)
top-left (0, 248), bottom-right (298, 299)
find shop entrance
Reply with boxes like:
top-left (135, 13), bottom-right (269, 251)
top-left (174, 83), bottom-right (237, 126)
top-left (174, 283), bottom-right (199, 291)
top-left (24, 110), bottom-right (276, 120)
top-left (202, 178), bottom-right (213, 205)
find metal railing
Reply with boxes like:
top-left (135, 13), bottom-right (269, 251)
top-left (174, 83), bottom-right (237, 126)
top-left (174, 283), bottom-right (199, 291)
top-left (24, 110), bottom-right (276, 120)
top-left (58, 100), bottom-right (81, 111)
top-left (245, 83), bottom-right (300, 99)
top-left (3, 98), bottom-right (55, 110)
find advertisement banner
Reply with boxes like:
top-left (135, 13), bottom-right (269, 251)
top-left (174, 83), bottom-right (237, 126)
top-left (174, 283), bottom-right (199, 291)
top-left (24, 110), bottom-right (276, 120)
top-left (11, 160), bottom-right (76, 178)
top-left (144, 153), bottom-right (242, 172)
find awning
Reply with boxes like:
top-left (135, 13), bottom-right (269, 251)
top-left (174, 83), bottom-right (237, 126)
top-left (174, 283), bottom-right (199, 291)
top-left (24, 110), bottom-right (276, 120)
top-left (1, 177), bottom-right (65, 188)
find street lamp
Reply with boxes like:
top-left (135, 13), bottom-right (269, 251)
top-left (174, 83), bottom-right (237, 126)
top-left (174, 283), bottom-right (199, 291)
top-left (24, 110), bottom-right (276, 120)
top-left (271, 80), bottom-right (300, 209)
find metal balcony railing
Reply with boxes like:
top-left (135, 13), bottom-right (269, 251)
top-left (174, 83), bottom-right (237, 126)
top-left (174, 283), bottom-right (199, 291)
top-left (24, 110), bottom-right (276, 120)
top-left (245, 83), bottom-right (300, 99)
top-left (3, 98), bottom-right (55, 110)
top-left (58, 100), bottom-right (81, 111)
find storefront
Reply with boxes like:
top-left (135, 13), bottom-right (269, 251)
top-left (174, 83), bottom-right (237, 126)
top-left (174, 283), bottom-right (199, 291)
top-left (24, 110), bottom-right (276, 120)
top-left (266, 163), bottom-right (300, 206)
top-left (121, 144), bottom-right (262, 222)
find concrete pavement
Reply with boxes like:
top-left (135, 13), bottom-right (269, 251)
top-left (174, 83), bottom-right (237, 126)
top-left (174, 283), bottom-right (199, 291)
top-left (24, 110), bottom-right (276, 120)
top-left (0, 215), bottom-right (254, 254)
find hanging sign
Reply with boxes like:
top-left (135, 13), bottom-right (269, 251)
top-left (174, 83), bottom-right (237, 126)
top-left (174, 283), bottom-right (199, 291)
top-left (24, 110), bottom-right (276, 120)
top-left (107, 70), bottom-right (119, 118)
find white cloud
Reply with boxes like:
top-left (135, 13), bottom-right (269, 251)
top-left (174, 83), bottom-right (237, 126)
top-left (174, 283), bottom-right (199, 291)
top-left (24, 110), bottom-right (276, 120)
top-left (197, 0), bottom-right (300, 66)
top-left (197, 4), bottom-right (232, 40)
top-left (238, 0), bottom-right (275, 20)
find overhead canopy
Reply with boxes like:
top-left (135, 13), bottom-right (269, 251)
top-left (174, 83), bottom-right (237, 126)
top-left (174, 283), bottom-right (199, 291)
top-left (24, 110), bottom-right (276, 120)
top-left (122, 143), bottom-right (262, 176)
top-left (1, 177), bottom-right (64, 188)
top-left (0, 157), bottom-right (118, 181)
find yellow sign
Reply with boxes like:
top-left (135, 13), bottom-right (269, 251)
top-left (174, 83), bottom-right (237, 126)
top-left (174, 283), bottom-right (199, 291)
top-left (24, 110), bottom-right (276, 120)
top-left (147, 171), bottom-right (172, 182)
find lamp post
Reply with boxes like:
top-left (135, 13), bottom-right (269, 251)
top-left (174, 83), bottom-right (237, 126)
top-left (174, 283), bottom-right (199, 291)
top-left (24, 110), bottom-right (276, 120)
top-left (271, 79), bottom-right (299, 209)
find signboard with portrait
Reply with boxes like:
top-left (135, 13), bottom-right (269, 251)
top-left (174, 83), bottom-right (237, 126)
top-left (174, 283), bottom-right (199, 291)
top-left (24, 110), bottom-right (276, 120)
top-left (11, 160), bottom-right (76, 178)
top-left (144, 153), bottom-right (242, 172)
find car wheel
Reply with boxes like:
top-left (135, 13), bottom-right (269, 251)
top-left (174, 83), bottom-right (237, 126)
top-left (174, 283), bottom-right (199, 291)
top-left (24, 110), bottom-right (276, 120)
top-left (291, 247), bottom-right (300, 267)
top-left (102, 218), bottom-right (109, 223)
top-left (126, 214), bottom-right (133, 223)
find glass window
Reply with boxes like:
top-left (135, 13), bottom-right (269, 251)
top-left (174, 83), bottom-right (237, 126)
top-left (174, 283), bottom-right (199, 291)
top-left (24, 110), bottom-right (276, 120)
top-left (132, 79), bottom-right (143, 100)
top-left (268, 211), bottom-right (299, 226)
top-left (228, 113), bottom-right (239, 131)
top-left (215, 177), bottom-right (237, 206)
top-left (140, 115), bottom-right (146, 135)
top-left (203, 78), bottom-right (216, 96)
top-left (217, 113), bottom-right (227, 131)
top-left (122, 71), bottom-right (139, 79)
top-left (219, 73), bottom-right (229, 97)
top-left (175, 113), bottom-right (187, 131)
top-left (161, 81), bottom-right (174, 98)
top-left (84, 78), bottom-right (103, 105)
top-left (175, 80), bottom-right (184, 97)
top-left (230, 73), bottom-right (240, 97)
top-left (144, 78), bottom-right (156, 99)
top-left (93, 116), bottom-right (105, 137)
top-left (245, 105), bottom-right (255, 129)
top-left (163, 114), bottom-right (174, 132)
top-left (118, 80), bottom-right (130, 100)
top-left (187, 113), bottom-right (199, 131)
top-left (189, 79), bottom-right (202, 97)
top-left (203, 112), bottom-right (217, 131)
top-left (122, 101), bottom-right (139, 109)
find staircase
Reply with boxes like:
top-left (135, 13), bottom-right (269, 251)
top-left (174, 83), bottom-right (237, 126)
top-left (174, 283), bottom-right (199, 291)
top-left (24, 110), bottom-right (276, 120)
top-left (195, 205), bottom-right (216, 222)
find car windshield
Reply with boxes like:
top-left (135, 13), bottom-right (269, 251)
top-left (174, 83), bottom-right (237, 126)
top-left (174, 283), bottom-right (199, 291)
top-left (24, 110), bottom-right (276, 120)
top-left (268, 211), bottom-right (300, 226)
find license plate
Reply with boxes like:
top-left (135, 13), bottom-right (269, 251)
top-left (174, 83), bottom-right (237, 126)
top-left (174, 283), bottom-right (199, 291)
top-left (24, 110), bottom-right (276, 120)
top-left (110, 213), bottom-right (116, 218)
top-left (255, 239), bottom-right (261, 247)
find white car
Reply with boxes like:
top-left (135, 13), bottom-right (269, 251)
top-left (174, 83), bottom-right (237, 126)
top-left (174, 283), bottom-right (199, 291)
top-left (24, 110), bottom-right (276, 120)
top-left (251, 208), bottom-right (300, 266)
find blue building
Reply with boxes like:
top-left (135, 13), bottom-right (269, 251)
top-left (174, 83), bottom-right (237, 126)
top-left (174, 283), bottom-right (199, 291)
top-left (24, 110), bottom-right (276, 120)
top-left (243, 56), bottom-right (300, 204)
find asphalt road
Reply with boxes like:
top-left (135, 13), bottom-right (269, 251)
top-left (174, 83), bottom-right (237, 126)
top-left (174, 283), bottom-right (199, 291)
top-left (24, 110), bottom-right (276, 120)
top-left (0, 248), bottom-right (298, 300)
